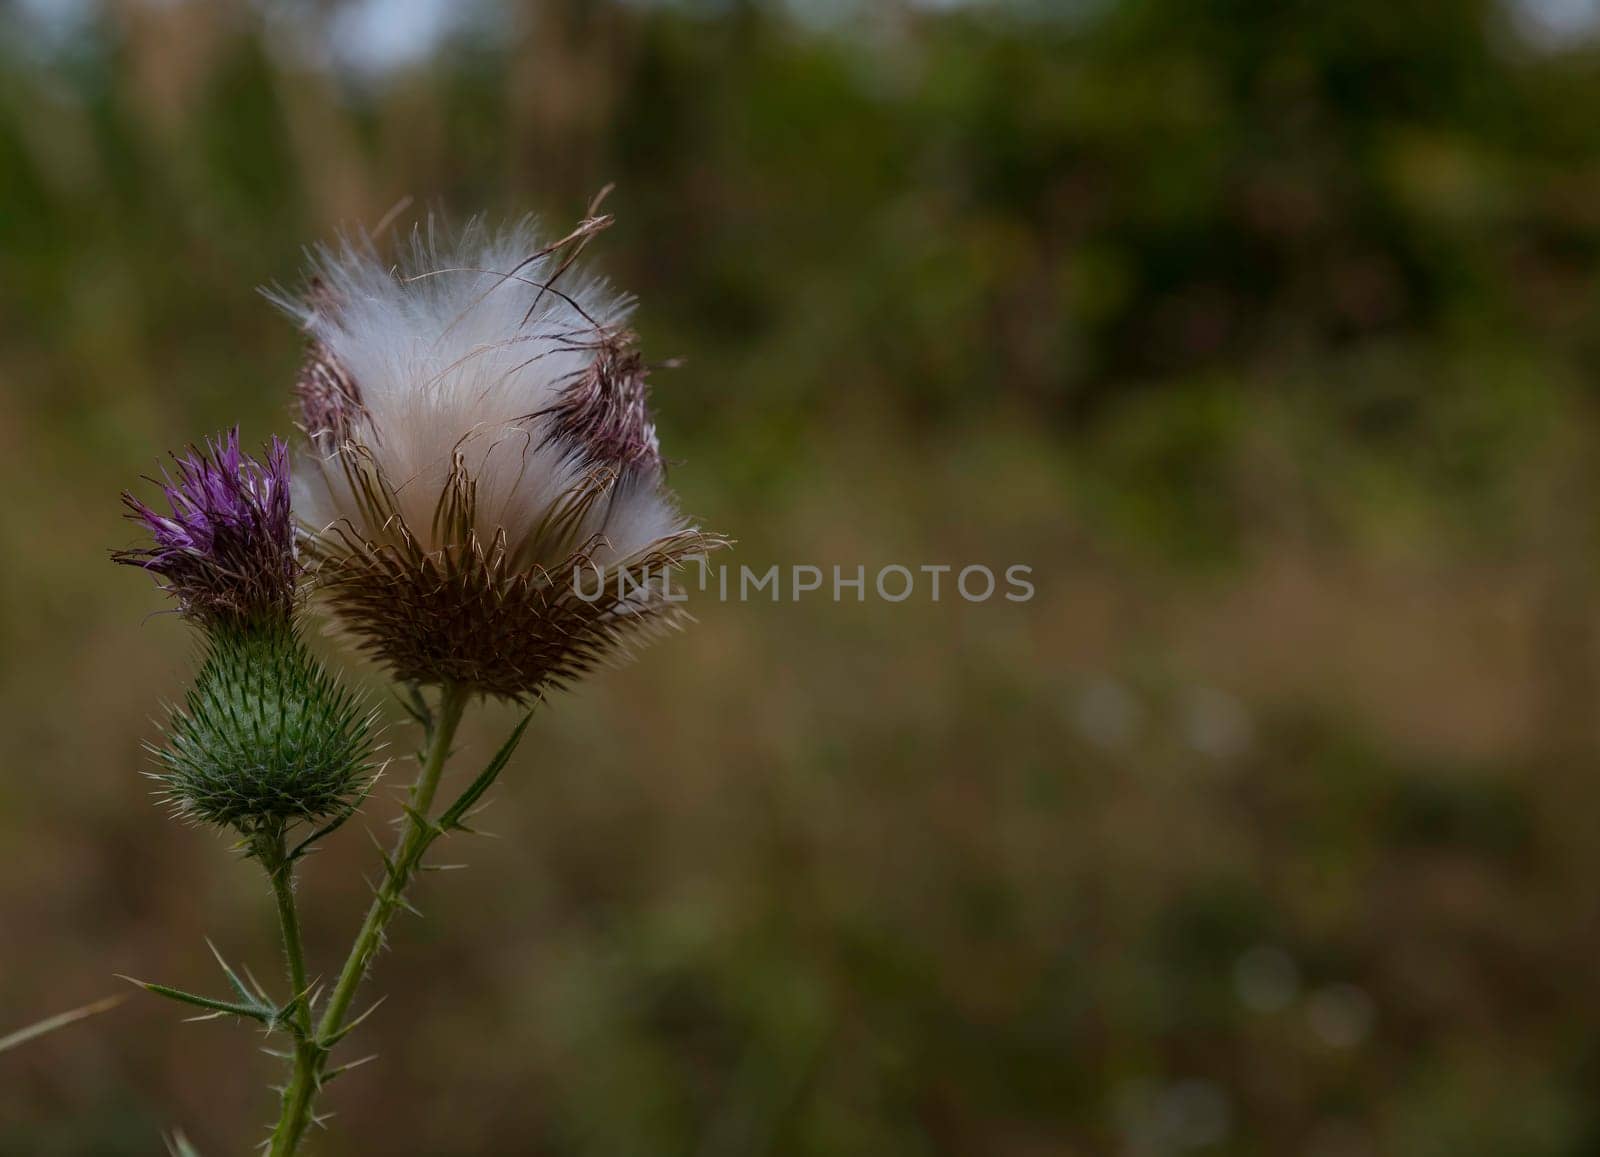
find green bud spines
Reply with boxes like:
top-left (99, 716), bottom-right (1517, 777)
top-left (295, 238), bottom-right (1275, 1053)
top-left (154, 625), bottom-right (375, 834)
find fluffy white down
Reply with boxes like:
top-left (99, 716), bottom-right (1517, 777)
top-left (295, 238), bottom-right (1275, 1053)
top-left (279, 220), bottom-right (689, 567)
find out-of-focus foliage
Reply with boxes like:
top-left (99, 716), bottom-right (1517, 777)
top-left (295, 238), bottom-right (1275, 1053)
top-left (5, 0), bottom-right (1600, 1154)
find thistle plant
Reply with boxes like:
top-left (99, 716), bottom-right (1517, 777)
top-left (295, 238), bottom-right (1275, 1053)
top-left (114, 205), bottom-right (724, 1154)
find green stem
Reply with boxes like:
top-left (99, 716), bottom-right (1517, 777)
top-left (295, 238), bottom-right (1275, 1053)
top-left (268, 682), bottom-right (470, 1156)
top-left (260, 831), bottom-right (314, 1157)
top-left (319, 681), bottom-right (468, 1034)
top-left (266, 843), bottom-right (312, 1036)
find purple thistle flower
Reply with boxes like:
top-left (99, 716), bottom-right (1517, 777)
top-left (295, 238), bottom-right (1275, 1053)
top-left (114, 429), bottom-right (299, 627)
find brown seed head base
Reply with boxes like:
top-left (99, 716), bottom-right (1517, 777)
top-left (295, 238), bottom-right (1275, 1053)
top-left (303, 447), bottom-right (722, 703)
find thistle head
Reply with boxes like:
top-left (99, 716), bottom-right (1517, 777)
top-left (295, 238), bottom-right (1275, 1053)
top-left (276, 213), bottom-right (726, 701)
top-left (153, 623), bottom-right (375, 836)
top-left (114, 429), bottom-right (298, 629)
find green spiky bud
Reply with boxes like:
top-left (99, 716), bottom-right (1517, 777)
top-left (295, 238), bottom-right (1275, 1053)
top-left (154, 624), bottom-right (375, 835)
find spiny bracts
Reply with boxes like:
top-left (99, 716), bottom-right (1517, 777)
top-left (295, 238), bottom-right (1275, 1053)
top-left (153, 624), bottom-right (375, 835)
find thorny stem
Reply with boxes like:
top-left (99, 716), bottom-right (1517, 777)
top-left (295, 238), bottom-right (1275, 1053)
top-left (268, 682), bottom-right (470, 1156)
top-left (260, 831), bottom-right (315, 1157)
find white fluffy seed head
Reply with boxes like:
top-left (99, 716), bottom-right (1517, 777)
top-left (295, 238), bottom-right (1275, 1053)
top-left (271, 215), bottom-right (724, 701)
top-left (278, 217), bottom-right (687, 568)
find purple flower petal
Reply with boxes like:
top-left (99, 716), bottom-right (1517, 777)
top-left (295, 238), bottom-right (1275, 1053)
top-left (114, 428), bottom-right (299, 626)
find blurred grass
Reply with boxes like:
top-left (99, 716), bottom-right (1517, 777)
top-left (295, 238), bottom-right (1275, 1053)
top-left (7, 0), bottom-right (1600, 1153)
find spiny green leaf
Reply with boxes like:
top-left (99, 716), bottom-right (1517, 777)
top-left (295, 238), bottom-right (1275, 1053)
top-left (321, 1053), bottom-right (379, 1085)
top-left (118, 975), bottom-right (273, 1024)
top-left (205, 939), bottom-right (257, 1006)
top-left (437, 710), bottom-right (534, 832)
top-left (396, 802), bottom-right (443, 836)
top-left (320, 995), bottom-right (387, 1048)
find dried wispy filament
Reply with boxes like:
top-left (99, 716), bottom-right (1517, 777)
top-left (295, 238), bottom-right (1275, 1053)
top-left (276, 213), bottom-right (725, 701)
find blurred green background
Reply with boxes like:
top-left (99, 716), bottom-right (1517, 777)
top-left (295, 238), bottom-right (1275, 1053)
top-left (6, 0), bottom-right (1600, 1152)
